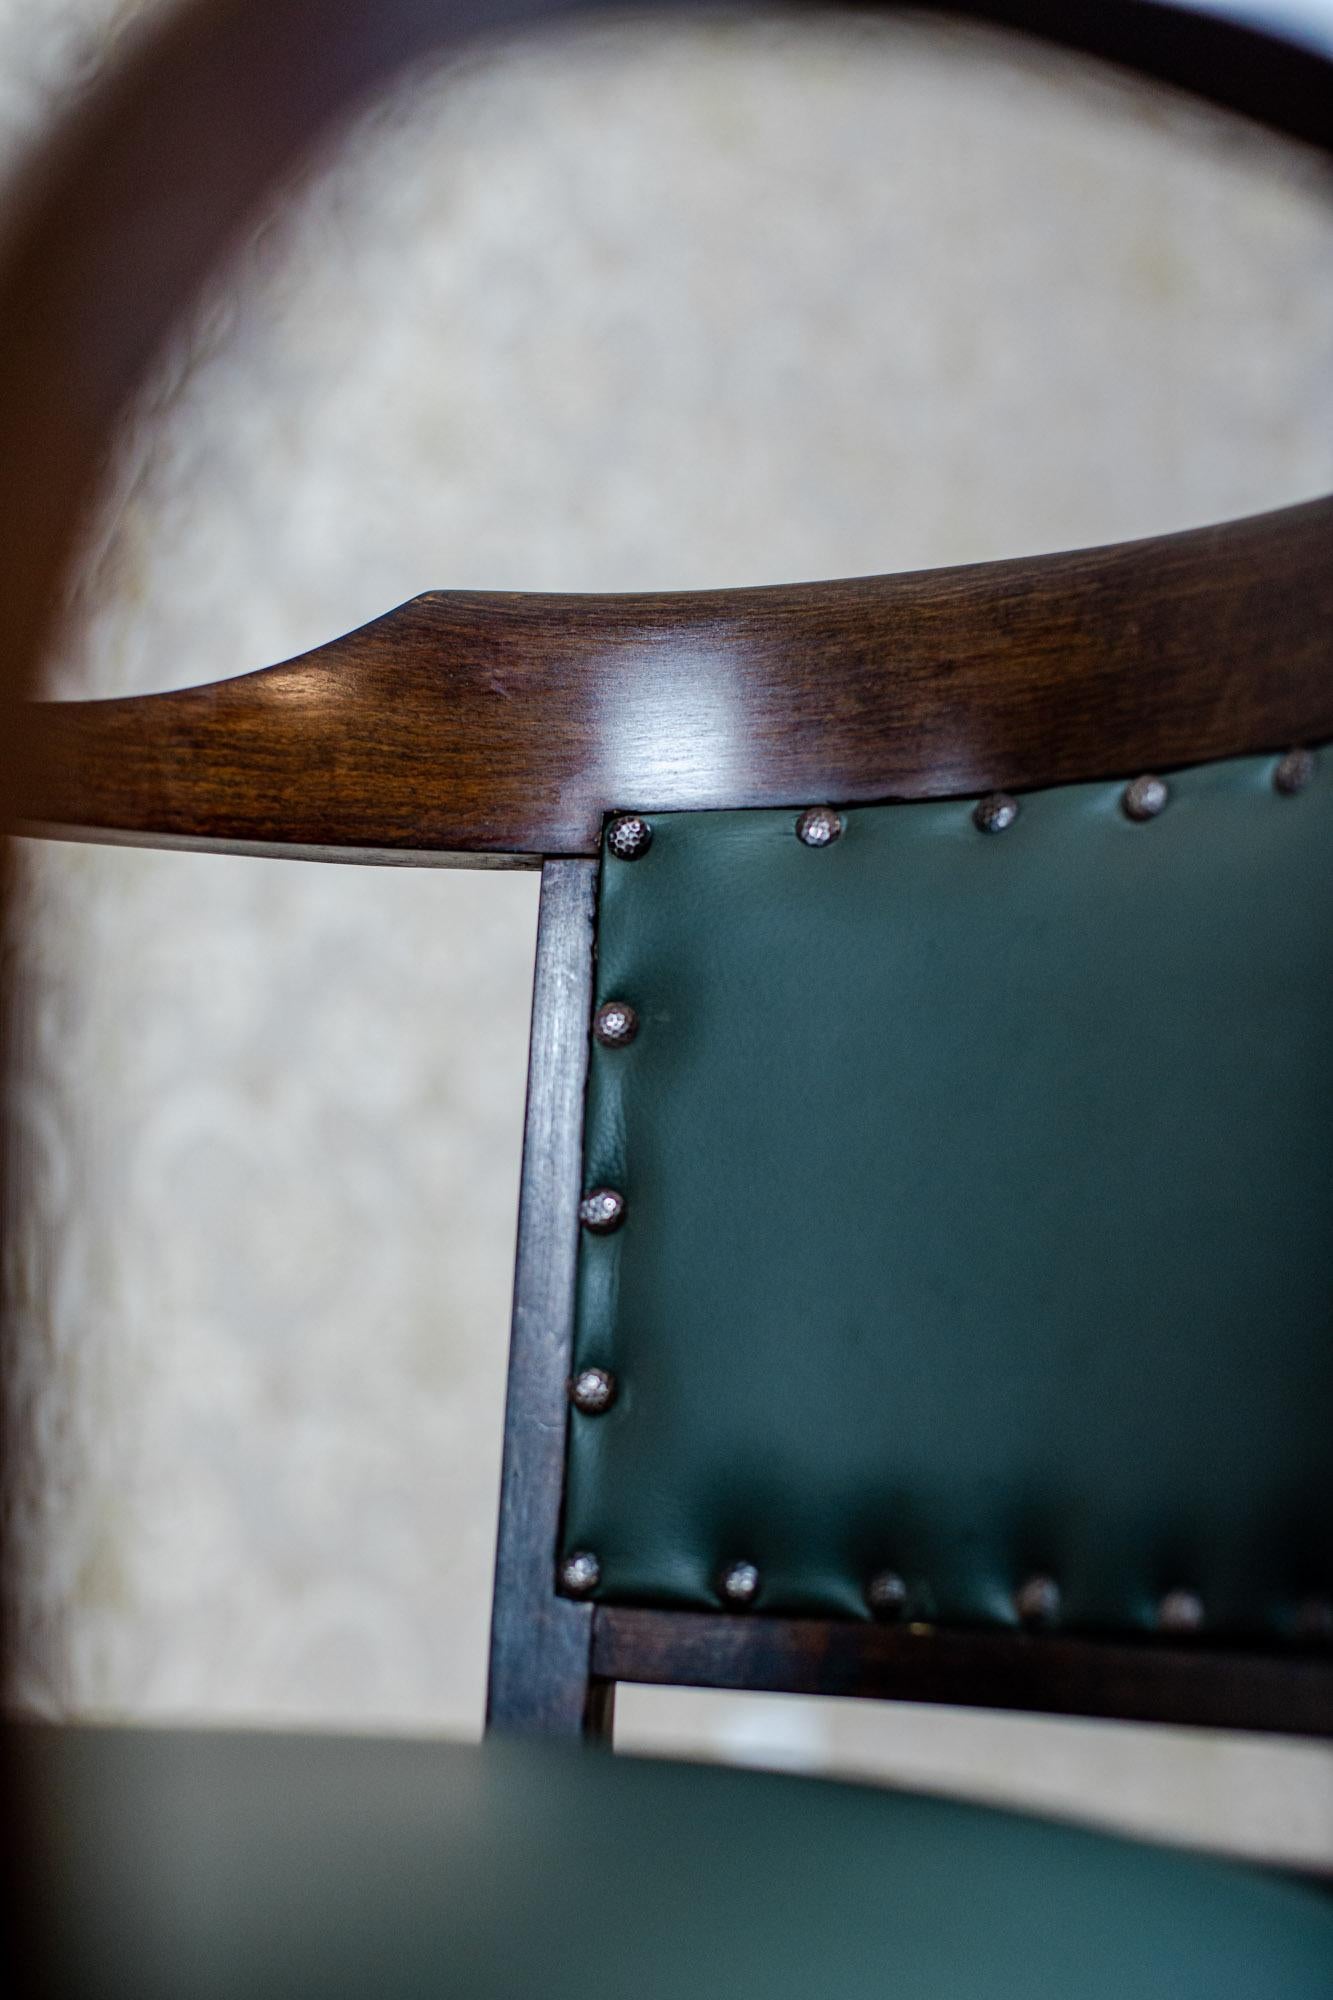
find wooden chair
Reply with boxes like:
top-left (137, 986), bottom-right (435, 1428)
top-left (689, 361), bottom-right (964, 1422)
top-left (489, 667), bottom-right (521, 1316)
top-left (2, 3), bottom-right (1330, 1994)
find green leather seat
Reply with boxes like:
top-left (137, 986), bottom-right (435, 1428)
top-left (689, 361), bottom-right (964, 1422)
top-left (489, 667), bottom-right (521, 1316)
top-left (14, 1724), bottom-right (1333, 1999)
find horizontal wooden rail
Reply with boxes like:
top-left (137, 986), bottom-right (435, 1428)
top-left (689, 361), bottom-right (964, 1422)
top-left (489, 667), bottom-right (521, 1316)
top-left (593, 1606), bottom-right (1333, 1738)
top-left (2, 1), bottom-right (1332, 848)
top-left (17, 494), bottom-right (1333, 864)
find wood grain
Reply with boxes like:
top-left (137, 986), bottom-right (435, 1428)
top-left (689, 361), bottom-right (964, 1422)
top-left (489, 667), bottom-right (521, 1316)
top-left (485, 860), bottom-right (606, 1736)
top-left (2, 0), bottom-right (1332, 832)
top-left (593, 1607), bottom-right (1333, 1739)
top-left (18, 495), bottom-right (1333, 863)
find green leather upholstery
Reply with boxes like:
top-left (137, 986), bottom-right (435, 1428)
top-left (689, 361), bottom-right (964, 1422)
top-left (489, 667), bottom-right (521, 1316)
top-left (565, 750), bottom-right (1333, 1633)
top-left (13, 1724), bottom-right (1333, 1999)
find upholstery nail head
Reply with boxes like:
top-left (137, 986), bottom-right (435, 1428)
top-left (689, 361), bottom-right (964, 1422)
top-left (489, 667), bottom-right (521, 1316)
top-left (593, 1000), bottom-right (639, 1049)
top-left (560, 1551), bottom-right (600, 1596)
top-left (1123, 774), bottom-right (1169, 821)
top-left (607, 814), bottom-right (653, 860)
top-left (796, 806), bottom-right (843, 848)
top-left (719, 1560), bottom-right (760, 1607)
top-left (1015, 1575), bottom-right (1061, 1627)
top-left (865, 1570), bottom-right (908, 1618)
top-left (569, 1366), bottom-right (617, 1415)
top-left (579, 1187), bottom-right (625, 1234)
top-left (1157, 1588), bottom-right (1204, 1635)
top-left (1274, 748), bottom-right (1315, 796)
top-left (974, 792), bottom-right (1019, 834)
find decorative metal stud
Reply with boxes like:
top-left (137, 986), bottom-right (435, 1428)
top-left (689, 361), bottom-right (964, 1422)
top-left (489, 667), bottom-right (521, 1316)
top-left (569, 1366), bottom-right (617, 1415)
top-left (1295, 1594), bottom-right (1333, 1643)
top-left (974, 793), bottom-right (1019, 835)
top-left (1014, 1575), bottom-right (1061, 1628)
top-left (593, 1000), bottom-right (639, 1049)
top-left (1274, 748), bottom-right (1315, 796)
top-left (719, 1560), bottom-right (760, 1607)
top-left (1157, 1587), bottom-right (1204, 1635)
top-left (1123, 774), bottom-right (1169, 822)
top-left (607, 814), bottom-right (653, 860)
top-left (865, 1570), bottom-right (908, 1618)
top-left (796, 806), bottom-right (843, 848)
top-left (579, 1187), bottom-right (625, 1234)
top-left (559, 1550), bottom-right (601, 1596)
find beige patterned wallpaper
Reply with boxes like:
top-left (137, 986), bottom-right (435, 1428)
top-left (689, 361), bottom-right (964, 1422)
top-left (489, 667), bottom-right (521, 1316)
top-left (5, 1), bottom-right (1332, 1865)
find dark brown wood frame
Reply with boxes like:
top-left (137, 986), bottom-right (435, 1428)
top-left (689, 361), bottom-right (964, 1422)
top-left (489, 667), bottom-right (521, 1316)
top-left (16, 495), bottom-right (1333, 863)
top-left (3, 0), bottom-right (1333, 806)
top-left (486, 860), bottom-right (614, 1738)
top-left (2, 0), bottom-right (1331, 1758)
top-left (484, 863), bottom-right (1333, 1744)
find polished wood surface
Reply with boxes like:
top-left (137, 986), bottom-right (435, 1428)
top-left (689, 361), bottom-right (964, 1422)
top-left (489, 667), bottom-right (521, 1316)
top-left (594, 1608), bottom-right (1333, 1739)
top-left (486, 861), bottom-right (607, 1737)
top-left (19, 495), bottom-right (1333, 863)
top-left (2, 0), bottom-right (1332, 837)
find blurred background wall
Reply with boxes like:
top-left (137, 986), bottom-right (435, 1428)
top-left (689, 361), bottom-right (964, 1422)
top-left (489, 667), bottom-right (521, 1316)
top-left (4, 0), bottom-right (1333, 1866)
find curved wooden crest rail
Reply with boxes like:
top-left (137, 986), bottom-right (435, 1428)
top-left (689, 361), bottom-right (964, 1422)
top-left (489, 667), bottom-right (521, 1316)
top-left (16, 495), bottom-right (1333, 863)
top-left (1, 0), bottom-right (1331, 856)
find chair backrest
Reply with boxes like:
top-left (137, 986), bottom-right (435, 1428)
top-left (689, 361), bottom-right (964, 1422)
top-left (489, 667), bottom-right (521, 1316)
top-left (3, 0), bottom-right (1331, 1752)
top-left (557, 753), bottom-right (1333, 1737)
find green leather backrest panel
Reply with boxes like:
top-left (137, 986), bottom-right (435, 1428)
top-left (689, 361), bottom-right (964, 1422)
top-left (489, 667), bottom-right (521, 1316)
top-left (564, 750), bottom-right (1333, 1634)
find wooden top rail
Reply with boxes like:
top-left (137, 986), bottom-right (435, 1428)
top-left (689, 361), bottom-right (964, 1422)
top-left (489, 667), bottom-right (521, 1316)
top-left (1, 2), bottom-right (1330, 861)
top-left (15, 495), bottom-right (1333, 863)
